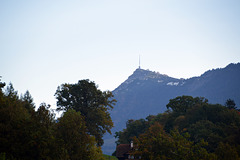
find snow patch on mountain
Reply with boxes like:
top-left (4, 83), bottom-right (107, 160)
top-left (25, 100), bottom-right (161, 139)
top-left (167, 82), bottom-right (179, 86)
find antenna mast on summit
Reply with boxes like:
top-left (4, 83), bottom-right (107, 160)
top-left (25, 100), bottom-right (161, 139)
top-left (138, 54), bottom-right (141, 69)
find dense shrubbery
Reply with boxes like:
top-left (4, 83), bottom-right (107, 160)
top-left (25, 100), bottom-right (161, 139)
top-left (115, 96), bottom-right (240, 159)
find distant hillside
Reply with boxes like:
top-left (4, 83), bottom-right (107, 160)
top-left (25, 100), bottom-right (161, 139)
top-left (103, 63), bottom-right (240, 155)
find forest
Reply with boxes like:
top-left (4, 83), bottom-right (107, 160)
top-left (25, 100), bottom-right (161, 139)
top-left (0, 79), bottom-right (116, 160)
top-left (114, 96), bottom-right (240, 160)
top-left (0, 78), bottom-right (240, 160)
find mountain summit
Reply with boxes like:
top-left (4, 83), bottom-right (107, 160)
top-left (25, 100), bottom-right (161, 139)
top-left (114, 68), bottom-right (182, 94)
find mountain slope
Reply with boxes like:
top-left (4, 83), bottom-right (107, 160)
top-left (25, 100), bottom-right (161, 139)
top-left (111, 69), bottom-right (183, 130)
top-left (184, 63), bottom-right (240, 104)
top-left (103, 63), bottom-right (240, 155)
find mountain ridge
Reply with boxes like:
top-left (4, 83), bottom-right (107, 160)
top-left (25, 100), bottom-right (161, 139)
top-left (115, 63), bottom-right (240, 91)
top-left (103, 62), bottom-right (240, 155)
top-left (111, 62), bottom-right (240, 130)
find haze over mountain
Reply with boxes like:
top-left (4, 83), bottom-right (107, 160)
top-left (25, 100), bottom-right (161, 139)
top-left (103, 62), bottom-right (240, 155)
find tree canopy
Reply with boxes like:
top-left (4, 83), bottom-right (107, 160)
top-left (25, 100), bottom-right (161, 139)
top-left (115, 95), bottom-right (240, 159)
top-left (225, 99), bottom-right (237, 109)
top-left (0, 81), bottom-right (108, 160)
top-left (56, 109), bottom-right (103, 160)
top-left (166, 95), bottom-right (208, 114)
top-left (55, 79), bottom-right (116, 146)
top-left (133, 123), bottom-right (216, 160)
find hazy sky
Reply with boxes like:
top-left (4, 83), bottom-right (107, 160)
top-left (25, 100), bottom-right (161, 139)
top-left (1, 0), bottom-right (240, 109)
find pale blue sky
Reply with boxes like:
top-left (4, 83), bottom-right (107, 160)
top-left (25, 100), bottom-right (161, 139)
top-left (1, 0), bottom-right (240, 108)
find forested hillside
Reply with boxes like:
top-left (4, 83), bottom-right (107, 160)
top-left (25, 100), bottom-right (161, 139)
top-left (115, 96), bottom-right (240, 160)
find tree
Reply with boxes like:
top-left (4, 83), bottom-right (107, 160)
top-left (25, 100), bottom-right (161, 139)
top-left (21, 90), bottom-right (35, 110)
top-left (55, 79), bottom-right (116, 146)
top-left (0, 77), bottom-right (5, 94)
top-left (225, 99), bottom-right (237, 110)
top-left (0, 82), bottom-right (58, 160)
top-left (0, 81), bottom-right (106, 159)
top-left (115, 95), bottom-right (240, 158)
top-left (133, 123), bottom-right (215, 160)
top-left (56, 110), bottom-right (103, 160)
top-left (215, 142), bottom-right (240, 160)
top-left (4, 83), bottom-right (18, 100)
top-left (166, 96), bottom-right (208, 114)
top-left (26, 103), bottom-right (56, 160)
top-left (115, 119), bottom-right (148, 145)
top-left (0, 78), bottom-right (5, 109)
top-left (0, 95), bottom-right (31, 159)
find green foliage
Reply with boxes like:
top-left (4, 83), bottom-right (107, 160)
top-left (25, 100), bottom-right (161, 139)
top-left (21, 90), bottom-right (35, 111)
top-left (27, 103), bottom-right (56, 160)
top-left (0, 153), bottom-right (5, 160)
top-left (4, 83), bottom-right (18, 100)
top-left (0, 81), bottom-right (106, 160)
top-left (0, 84), bottom-right (58, 160)
top-left (56, 110), bottom-right (103, 160)
top-left (133, 123), bottom-right (215, 160)
top-left (103, 154), bottom-right (118, 160)
top-left (215, 142), bottom-right (240, 160)
top-left (166, 95), bottom-right (208, 114)
top-left (115, 95), bottom-right (240, 159)
top-left (115, 118), bottom-right (148, 144)
top-left (55, 79), bottom-right (116, 146)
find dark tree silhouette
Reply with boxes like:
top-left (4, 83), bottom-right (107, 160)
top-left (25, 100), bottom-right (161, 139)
top-left (225, 99), bottom-right (237, 110)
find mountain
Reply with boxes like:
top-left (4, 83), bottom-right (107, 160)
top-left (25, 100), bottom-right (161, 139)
top-left (103, 63), bottom-right (240, 155)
